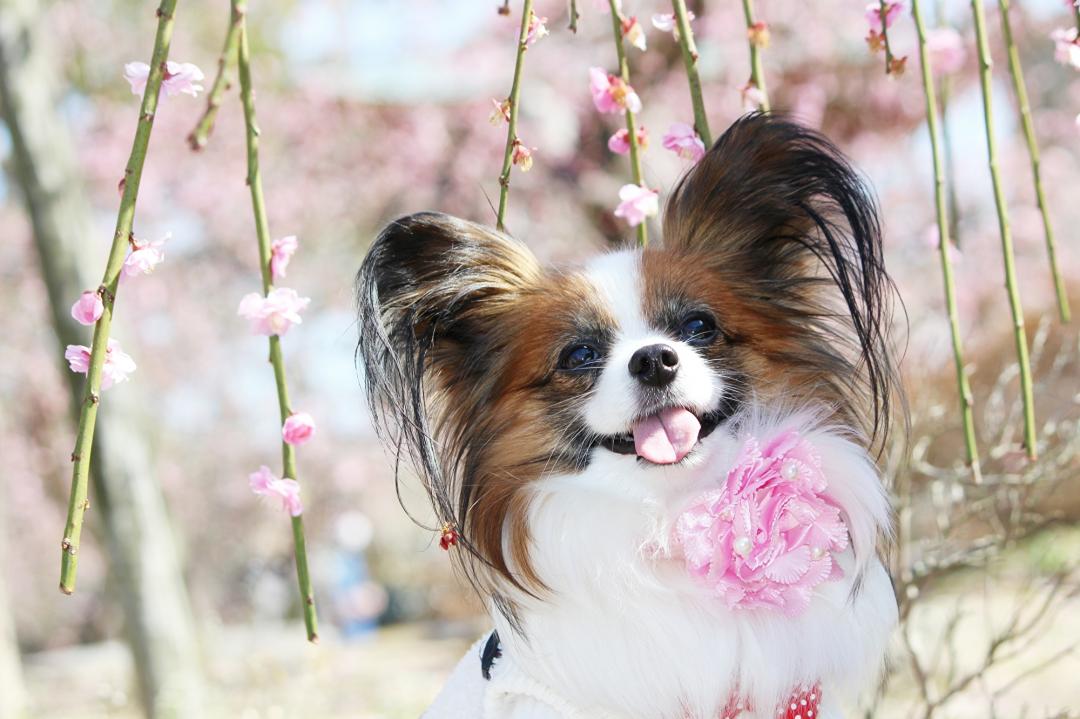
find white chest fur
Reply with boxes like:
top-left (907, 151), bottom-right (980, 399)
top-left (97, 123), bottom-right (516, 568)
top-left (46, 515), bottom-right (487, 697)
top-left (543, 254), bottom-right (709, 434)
top-left (491, 416), bottom-right (898, 719)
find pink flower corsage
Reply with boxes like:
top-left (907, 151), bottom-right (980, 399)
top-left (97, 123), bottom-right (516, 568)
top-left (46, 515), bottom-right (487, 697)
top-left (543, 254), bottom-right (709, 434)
top-left (674, 429), bottom-right (849, 617)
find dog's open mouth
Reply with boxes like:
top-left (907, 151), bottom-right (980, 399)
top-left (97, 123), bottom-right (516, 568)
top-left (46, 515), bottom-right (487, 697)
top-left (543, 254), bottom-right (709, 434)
top-left (597, 402), bottom-right (735, 465)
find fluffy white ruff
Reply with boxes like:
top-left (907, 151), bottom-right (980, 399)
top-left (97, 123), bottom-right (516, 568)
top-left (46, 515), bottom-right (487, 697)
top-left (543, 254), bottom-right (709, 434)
top-left (474, 408), bottom-right (897, 719)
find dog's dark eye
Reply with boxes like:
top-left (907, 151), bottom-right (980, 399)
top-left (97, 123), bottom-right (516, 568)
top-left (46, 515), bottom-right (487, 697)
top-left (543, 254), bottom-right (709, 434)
top-left (678, 313), bottom-right (718, 346)
top-left (559, 344), bottom-right (601, 370)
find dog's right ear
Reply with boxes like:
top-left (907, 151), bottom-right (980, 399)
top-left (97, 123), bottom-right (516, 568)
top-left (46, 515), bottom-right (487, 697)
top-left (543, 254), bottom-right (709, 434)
top-left (355, 212), bottom-right (539, 519)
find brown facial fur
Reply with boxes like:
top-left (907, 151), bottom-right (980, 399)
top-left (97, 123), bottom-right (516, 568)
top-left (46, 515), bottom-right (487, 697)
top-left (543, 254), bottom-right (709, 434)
top-left (640, 249), bottom-right (864, 434)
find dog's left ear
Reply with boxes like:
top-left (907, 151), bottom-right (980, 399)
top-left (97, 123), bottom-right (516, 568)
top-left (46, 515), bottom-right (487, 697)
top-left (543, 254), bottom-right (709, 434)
top-left (663, 113), bottom-right (896, 445)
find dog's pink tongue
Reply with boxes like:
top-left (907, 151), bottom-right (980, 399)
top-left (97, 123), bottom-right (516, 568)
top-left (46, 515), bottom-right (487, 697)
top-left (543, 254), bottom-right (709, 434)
top-left (632, 407), bottom-right (702, 464)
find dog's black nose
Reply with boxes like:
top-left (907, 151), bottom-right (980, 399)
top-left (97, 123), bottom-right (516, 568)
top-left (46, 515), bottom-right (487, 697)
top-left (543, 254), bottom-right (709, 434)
top-left (628, 344), bottom-right (679, 387)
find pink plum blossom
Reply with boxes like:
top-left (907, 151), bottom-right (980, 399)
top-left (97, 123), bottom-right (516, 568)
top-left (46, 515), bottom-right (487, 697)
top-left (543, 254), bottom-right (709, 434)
top-left (865, 1), bottom-right (904, 33)
top-left (674, 429), bottom-right (849, 617)
top-left (162, 62), bottom-right (205, 97)
top-left (1051, 28), bottom-right (1080, 70)
top-left (661, 123), bottom-right (706, 162)
top-left (739, 81), bottom-right (767, 112)
top-left (511, 138), bottom-right (535, 171)
top-left (64, 338), bottom-right (136, 390)
top-left (651, 11), bottom-right (693, 39)
top-left (270, 235), bottom-right (298, 281)
top-left (282, 412), bottom-right (317, 446)
top-left (613, 183), bottom-right (658, 227)
top-left (488, 98), bottom-right (511, 125)
top-left (123, 62), bottom-right (151, 96)
top-left (248, 466), bottom-right (303, 517)
top-left (926, 27), bottom-right (966, 75)
top-left (122, 233), bottom-right (168, 278)
top-left (237, 287), bottom-right (311, 336)
top-left (123, 61), bottom-right (205, 98)
top-left (607, 126), bottom-right (649, 155)
top-left (525, 11), bottom-right (549, 46)
top-left (589, 67), bottom-right (642, 114)
top-left (70, 291), bottom-right (104, 326)
top-left (622, 16), bottom-right (647, 51)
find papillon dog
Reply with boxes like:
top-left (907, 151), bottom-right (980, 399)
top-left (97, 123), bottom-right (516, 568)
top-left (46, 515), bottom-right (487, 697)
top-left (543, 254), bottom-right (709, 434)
top-left (356, 114), bottom-right (901, 719)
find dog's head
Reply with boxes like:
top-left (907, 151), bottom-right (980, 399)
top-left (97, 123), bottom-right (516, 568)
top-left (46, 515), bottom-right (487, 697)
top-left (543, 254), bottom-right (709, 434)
top-left (356, 114), bottom-right (897, 597)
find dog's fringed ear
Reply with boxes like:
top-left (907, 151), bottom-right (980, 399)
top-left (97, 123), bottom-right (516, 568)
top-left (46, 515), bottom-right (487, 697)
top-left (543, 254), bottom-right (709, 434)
top-left (355, 212), bottom-right (540, 528)
top-left (663, 113), bottom-right (898, 447)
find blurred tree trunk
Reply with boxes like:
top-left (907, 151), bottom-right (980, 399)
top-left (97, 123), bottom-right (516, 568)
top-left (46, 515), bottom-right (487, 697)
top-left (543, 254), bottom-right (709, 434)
top-left (0, 505), bottom-right (26, 719)
top-left (0, 0), bottom-right (205, 717)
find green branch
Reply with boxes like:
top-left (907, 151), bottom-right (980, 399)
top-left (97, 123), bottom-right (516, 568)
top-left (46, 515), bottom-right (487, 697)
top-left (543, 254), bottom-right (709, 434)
top-left (187, 0), bottom-right (242, 151)
top-left (911, 0), bottom-right (981, 482)
top-left (740, 0), bottom-right (770, 112)
top-left (608, 0), bottom-right (647, 247)
top-left (496, 0), bottom-right (534, 232)
top-left (969, 0), bottom-right (1038, 460)
top-left (997, 0), bottom-right (1071, 323)
top-left (59, 0), bottom-right (179, 595)
top-left (672, 0), bottom-right (712, 143)
top-left (236, 0), bottom-right (319, 642)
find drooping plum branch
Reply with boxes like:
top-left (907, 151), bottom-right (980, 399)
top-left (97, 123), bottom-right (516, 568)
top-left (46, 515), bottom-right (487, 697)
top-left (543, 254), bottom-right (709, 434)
top-left (607, 0), bottom-right (648, 246)
top-left (996, 0), bottom-right (1071, 324)
top-left (910, 0), bottom-right (981, 482)
top-left (235, 0), bottom-right (319, 642)
top-left (740, 0), bottom-right (770, 112)
top-left (671, 0), bottom-right (712, 143)
top-left (969, 0), bottom-right (1038, 460)
top-left (495, 1), bottom-right (539, 231)
top-left (187, 0), bottom-right (242, 151)
top-left (59, 0), bottom-right (180, 595)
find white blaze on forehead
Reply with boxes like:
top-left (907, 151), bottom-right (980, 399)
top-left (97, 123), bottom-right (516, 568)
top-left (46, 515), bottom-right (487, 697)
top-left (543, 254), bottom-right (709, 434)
top-left (582, 250), bottom-right (647, 336)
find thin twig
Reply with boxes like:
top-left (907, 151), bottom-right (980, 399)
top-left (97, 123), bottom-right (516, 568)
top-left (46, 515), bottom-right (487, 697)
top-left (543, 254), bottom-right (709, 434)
top-left (496, 0), bottom-right (534, 231)
top-left (567, 0), bottom-right (579, 33)
top-left (879, 0), bottom-right (897, 73)
top-left (672, 0), bottom-right (711, 144)
top-left (740, 0), bottom-right (770, 112)
top-left (609, 0), bottom-right (647, 247)
top-left (911, 0), bottom-right (981, 481)
top-left (59, 0), bottom-right (178, 595)
top-left (969, 0), bottom-right (1038, 460)
top-left (996, 0), bottom-right (1071, 323)
top-left (187, 0), bottom-right (243, 151)
top-left (236, 0), bottom-right (319, 642)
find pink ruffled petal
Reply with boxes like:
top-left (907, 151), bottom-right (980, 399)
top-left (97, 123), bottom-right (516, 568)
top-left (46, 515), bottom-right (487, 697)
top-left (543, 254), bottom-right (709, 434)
top-left (673, 427), bottom-right (851, 616)
top-left (766, 545), bottom-right (812, 584)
